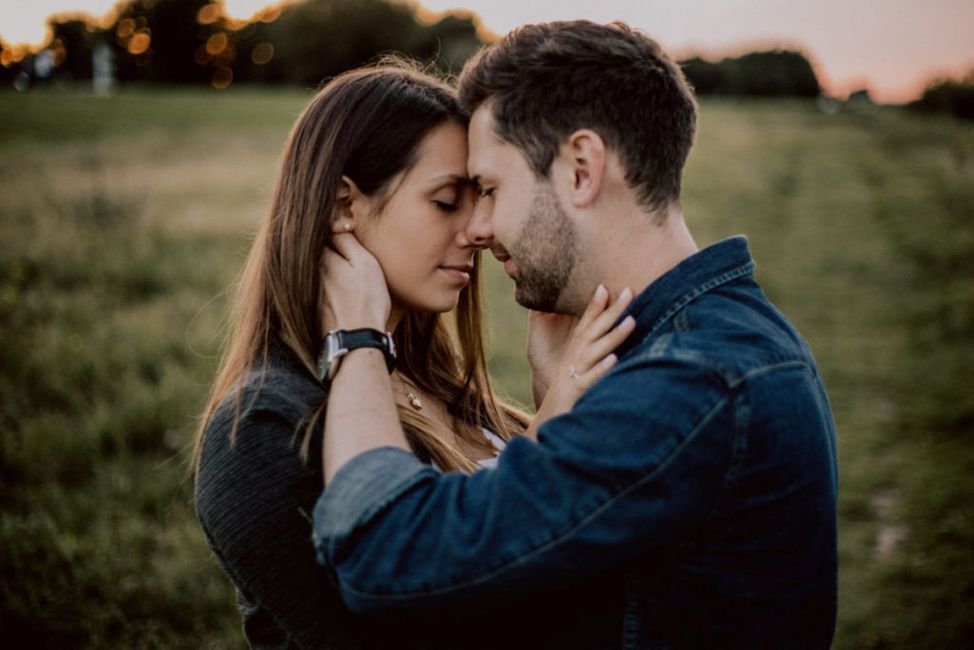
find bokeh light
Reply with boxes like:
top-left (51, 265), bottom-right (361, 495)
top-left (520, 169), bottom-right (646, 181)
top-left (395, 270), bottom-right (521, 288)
top-left (251, 42), bottom-right (274, 65)
top-left (197, 3), bottom-right (221, 25)
top-left (127, 31), bottom-right (150, 55)
top-left (211, 66), bottom-right (233, 89)
top-left (205, 32), bottom-right (228, 56)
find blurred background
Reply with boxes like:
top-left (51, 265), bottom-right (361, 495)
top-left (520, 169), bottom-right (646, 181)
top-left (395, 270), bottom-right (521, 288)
top-left (0, 0), bottom-right (972, 647)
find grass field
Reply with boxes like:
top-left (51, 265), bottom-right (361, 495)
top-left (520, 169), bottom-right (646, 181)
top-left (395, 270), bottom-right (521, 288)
top-left (1, 87), bottom-right (972, 648)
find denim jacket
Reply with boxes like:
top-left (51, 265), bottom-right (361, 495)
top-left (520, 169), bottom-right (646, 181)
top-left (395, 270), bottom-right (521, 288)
top-left (312, 236), bottom-right (838, 649)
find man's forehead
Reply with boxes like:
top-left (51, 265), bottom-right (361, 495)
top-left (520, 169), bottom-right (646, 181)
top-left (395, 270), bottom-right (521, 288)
top-left (467, 106), bottom-right (508, 180)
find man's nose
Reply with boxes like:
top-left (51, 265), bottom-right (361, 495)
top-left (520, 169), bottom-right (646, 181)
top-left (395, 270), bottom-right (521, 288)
top-left (463, 202), bottom-right (493, 248)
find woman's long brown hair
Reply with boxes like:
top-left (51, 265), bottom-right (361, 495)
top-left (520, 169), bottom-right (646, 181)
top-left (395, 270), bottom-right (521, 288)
top-left (193, 61), bottom-right (529, 475)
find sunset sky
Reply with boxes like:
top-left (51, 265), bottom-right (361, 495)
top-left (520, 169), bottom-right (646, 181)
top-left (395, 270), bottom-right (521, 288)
top-left (1, 0), bottom-right (972, 102)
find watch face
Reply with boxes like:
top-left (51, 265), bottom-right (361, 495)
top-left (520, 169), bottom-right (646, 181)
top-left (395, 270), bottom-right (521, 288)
top-left (318, 331), bottom-right (344, 382)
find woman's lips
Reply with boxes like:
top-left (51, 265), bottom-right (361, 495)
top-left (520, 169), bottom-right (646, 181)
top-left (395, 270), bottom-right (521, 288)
top-left (439, 265), bottom-right (472, 284)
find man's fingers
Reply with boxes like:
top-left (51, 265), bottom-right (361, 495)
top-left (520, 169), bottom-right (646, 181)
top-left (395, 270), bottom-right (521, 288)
top-left (320, 246), bottom-right (344, 274)
top-left (329, 232), bottom-right (356, 260)
top-left (330, 231), bottom-right (376, 264)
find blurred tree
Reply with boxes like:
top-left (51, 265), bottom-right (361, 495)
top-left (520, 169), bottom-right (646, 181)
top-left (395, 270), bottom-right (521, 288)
top-left (411, 13), bottom-right (483, 74)
top-left (680, 49), bottom-right (821, 97)
top-left (47, 18), bottom-right (96, 81)
top-left (95, 0), bottom-right (484, 87)
top-left (912, 72), bottom-right (974, 120)
top-left (110, 0), bottom-right (223, 83)
top-left (680, 57), bottom-right (723, 95)
top-left (237, 0), bottom-right (475, 85)
top-left (0, 41), bottom-right (17, 83)
top-left (729, 50), bottom-right (820, 97)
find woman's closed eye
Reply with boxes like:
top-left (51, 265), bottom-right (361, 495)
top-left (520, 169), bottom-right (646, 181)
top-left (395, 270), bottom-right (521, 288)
top-left (476, 186), bottom-right (495, 200)
top-left (433, 200), bottom-right (459, 213)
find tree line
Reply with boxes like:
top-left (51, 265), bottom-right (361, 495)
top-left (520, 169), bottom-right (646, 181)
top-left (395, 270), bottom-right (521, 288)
top-left (3, 0), bottom-right (828, 99)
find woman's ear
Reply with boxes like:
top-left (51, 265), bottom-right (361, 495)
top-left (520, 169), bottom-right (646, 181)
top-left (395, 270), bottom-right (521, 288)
top-left (332, 175), bottom-right (366, 234)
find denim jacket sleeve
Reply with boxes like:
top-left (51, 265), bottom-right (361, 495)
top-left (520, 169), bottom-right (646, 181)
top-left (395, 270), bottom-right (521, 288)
top-left (312, 354), bottom-right (739, 615)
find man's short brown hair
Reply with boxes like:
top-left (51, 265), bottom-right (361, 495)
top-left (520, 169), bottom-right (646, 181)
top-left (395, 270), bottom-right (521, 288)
top-left (458, 20), bottom-right (697, 214)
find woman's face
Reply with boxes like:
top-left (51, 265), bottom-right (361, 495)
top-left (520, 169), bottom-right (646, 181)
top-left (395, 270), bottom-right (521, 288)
top-left (354, 121), bottom-right (481, 318)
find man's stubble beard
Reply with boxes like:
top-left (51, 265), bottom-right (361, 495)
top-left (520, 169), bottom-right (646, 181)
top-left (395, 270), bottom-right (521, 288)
top-left (509, 183), bottom-right (583, 315)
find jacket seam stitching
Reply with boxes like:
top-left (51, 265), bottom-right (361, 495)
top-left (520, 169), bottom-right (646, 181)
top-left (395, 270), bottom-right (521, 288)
top-left (727, 360), bottom-right (809, 390)
top-left (644, 261), bottom-right (755, 341)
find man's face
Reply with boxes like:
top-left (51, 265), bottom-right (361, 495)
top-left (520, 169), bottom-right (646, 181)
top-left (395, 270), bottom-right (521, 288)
top-left (466, 106), bottom-right (579, 313)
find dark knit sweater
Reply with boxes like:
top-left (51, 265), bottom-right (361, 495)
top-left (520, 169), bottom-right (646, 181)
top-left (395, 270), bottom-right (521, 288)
top-left (195, 348), bottom-right (541, 649)
top-left (195, 348), bottom-right (368, 649)
top-left (195, 346), bottom-right (614, 649)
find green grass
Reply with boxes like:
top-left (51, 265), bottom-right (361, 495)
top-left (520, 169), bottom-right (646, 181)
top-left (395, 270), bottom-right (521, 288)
top-left (1, 88), bottom-right (972, 648)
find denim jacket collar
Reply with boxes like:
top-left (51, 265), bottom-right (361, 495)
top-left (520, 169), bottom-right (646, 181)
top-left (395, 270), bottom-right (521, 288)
top-left (616, 235), bottom-right (756, 359)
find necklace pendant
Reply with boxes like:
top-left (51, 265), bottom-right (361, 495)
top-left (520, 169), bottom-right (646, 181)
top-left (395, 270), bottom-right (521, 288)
top-left (406, 391), bottom-right (423, 411)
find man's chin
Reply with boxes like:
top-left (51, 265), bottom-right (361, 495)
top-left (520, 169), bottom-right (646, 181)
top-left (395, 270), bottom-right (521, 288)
top-left (513, 283), bottom-right (560, 313)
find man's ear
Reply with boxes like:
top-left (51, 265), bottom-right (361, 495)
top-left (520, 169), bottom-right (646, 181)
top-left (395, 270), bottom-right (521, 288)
top-left (558, 129), bottom-right (606, 209)
top-left (332, 175), bottom-right (367, 233)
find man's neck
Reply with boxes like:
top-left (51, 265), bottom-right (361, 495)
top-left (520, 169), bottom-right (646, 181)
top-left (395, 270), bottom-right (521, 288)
top-left (584, 205), bottom-right (698, 306)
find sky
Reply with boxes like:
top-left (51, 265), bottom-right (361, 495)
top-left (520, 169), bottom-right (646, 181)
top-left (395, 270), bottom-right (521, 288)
top-left (1, 0), bottom-right (972, 102)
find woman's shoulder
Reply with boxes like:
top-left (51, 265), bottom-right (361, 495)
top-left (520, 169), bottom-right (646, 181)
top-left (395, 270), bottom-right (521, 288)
top-left (196, 351), bottom-right (324, 506)
top-left (209, 353), bottom-right (324, 433)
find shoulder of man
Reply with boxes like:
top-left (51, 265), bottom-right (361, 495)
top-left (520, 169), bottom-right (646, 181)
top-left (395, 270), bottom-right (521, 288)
top-left (618, 300), bottom-right (816, 391)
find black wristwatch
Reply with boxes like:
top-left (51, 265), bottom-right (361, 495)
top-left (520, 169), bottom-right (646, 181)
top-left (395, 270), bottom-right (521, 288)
top-left (317, 328), bottom-right (396, 383)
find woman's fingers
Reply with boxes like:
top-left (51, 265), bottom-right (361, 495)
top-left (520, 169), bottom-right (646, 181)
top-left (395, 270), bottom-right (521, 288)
top-left (571, 352), bottom-right (619, 391)
top-left (562, 286), bottom-right (636, 389)
top-left (582, 287), bottom-right (634, 344)
top-left (576, 284), bottom-right (610, 332)
top-left (576, 315), bottom-right (635, 371)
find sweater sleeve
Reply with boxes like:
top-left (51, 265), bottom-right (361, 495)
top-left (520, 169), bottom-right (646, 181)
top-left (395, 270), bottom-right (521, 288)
top-left (196, 404), bottom-right (363, 649)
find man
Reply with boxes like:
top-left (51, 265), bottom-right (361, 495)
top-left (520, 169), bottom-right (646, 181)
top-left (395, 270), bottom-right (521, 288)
top-left (313, 21), bottom-right (838, 648)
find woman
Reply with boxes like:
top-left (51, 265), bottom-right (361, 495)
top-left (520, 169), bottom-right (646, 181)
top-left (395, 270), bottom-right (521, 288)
top-left (193, 61), bottom-right (631, 648)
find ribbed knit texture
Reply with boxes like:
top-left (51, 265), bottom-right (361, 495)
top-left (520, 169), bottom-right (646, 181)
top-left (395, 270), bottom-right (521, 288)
top-left (195, 348), bottom-right (369, 649)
